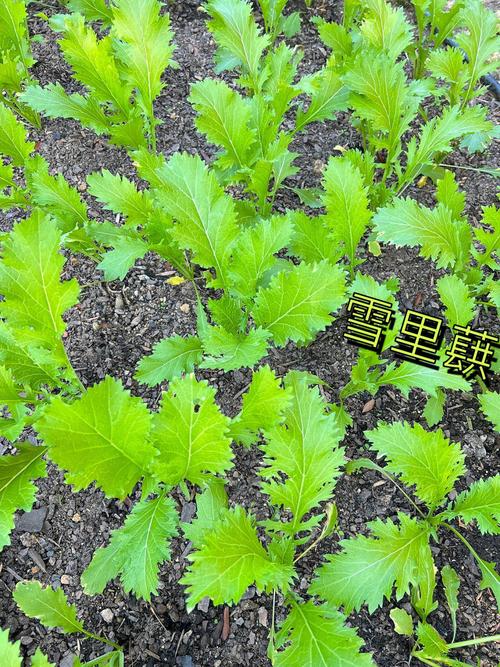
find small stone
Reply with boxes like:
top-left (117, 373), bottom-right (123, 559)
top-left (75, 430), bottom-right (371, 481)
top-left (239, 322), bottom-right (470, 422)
top-left (72, 513), bottom-right (81, 523)
top-left (100, 608), bottom-right (114, 623)
top-left (61, 575), bottom-right (71, 585)
top-left (180, 658), bottom-right (193, 667)
top-left (179, 303), bottom-right (190, 314)
top-left (257, 607), bottom-right (268, 627)
top-left (77, 182), bottom-right (87, 192)
top-left (197, 597), bottom-right (210, 613)
top-left (15, 507), bottom-right (48, 533)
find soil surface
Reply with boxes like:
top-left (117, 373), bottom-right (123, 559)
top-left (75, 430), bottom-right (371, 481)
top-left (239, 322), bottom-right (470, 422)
top-left (0, 1), bottom-right (499, 666)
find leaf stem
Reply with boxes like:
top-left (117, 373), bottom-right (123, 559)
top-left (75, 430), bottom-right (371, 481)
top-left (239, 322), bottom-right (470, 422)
top-left (447, 634), bottom-right (500, 649)
top-left (82, 629), bottom-right (121, 651)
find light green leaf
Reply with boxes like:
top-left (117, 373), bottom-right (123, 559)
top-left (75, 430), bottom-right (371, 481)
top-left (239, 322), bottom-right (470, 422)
top-left (366, 421), bottom-right (465, 508)
top-left (0, 365), bottom-right (29, 441)
top-left (0, 101), bottom-right (34, 166)
top-left (0, 211), bottom-right (79, 366)
top-left (190, 79), bottom-right (256, 170)
top-left (21, 84), bottom-right (109, 134)
top-left (0, 627), bottom-right (22, 666)
top-left (36, 376), bottom-right (155, 499)
top-left (151, 374), bottom-right (233, 486)
top-left (253, 261), bottom-right (346, 346)
top-left (153, 152), bottom-right (239, 288)
top-left (295, 62), bottom-right (349, 131)
top-left (97, 237), bottom-right (149, 281)
top-left (0, 444), bottom-right (47, 550)
top-left (205, 0), bottom-right (270, 88)
top-left (478, 391), bottom-right (500, 432)
top-left (183, 479), bottom-right (228, 547)
top-left (361, 0), bottom-right (413, 59)
top-left (377, 361), bottom-right (471, 399)
top-left (31, 649), bottom-right (56, 667)
top-left (477, 557), bottom-right (500, 611)
top-left (87, 169), bottom-right (153, 224)
top-left (230, 366), bottom-right (292, 446)
top-left (423, 388), bottom-right (445, 428)
top-left (288, 211), bottom-right (344, 266)
top-left (444, 476), bottom-right (500, 535)
top-left (322, 156), bottom-right (372, 269)
top-left (389, 608), bottom-right (413, 636)
top-left (111, 0), bottom-right (175, 114)
top-left (274, 599), bottom-right (374, 666)
top-left (181, 505), bottom-right (293, 610)
top-left (261, 373), bottom-right (344, 535)
top-left (82, 493), bottom-right (178, 600)
top-left (311, 514), bottom-right (431, 613)
top-left (135, 335), bottom-right (203, 387)
top-left (441, 564), bottom-right (460, 640)
top-left (200, 325), bottom-right (270, 371)
top-left (436, 170), bottom-right (465, 221)
top-left (66, 0), bottom-right (114, 24)
top-left (229, 215), bottom-right (293, 300)
top-left (416, 622), bottom-right (448, 659)
top-left (437, 274), bottom-right (475, 329)
top-left (14, 580), bottom-right (84, 634)
top-left (0, 0), bottom-right (33, 69)
top-left (473, 205), bottom-right (500, 270)
top-left (373, 197), bottom-right (471, 270)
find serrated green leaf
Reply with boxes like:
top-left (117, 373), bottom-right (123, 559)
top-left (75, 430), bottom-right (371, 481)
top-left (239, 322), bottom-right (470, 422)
top-left (416, 622), bottom-right (448, 659)
top-left (295, 61), bottom-right (349, 132)
top-left (66, 0), bottom-right (114, 24)
top-left (200, 325), bottom-right (270, 371)
top-left (14, 580), bottom-right (84, 634)
top-left (0, 323), bottom-right (60, 388)
top-left (31, 650), bottom-right (55, 667)
top-left (310, 513), bottom-right (431, 613)
top-left (0, 0), bottom-right (33, 70)
top-left (0, 102), bottom-right (34, 165)
top-left (230, 366), bottom-right (292, 446)
top-left (442, 564), bottom-right (460, 640)
top-left (97, 237), bottom-right (149, 281)
top-left (135, 335), bottom-right (203, 387)
top-left (389, 608), bottom-right (413, 636)
top-left (361, 0), bottom-right (413, 59)
top-left (190, 79), bottom-right (256, 170)
top-left (477, 556), bottom-right (500, 611)
top-left (21, 84), bottom-right (109, 134)
top-left (153, 152), bottom-right (239, 288)
top-left (82, 493), bottom-right (178, 600)
top-left (87, 169), bottom-right (153, 224)
top-left (36, 376), bottom-right (155, 499)
top-left (373, 197), bottom-right (471, 270)
top-left (437, 274), bottom-right (475, 329)
top-left (274, 599), bottom-right (374, 666)
top-left (288, 211), bottom-right (344, 266)
top-left (253, 260), bottom-right (346, 346)
top-left (436, 170), bottom-right (465, 220)
top-left (0, 444), bottom-right (47, 551)
top-left (322, 156), bottom-right (372, 269)
top-left (181, 505), bottom-right (293, 610)
top-left (111, 0), bottom-right (175, 115)
top-left (0, 211), bottom-right (80, 367)
top-left (0, 627), bottom-right (22, 666)
top-left (183, 479), bottom-right (228, 547)
top-left (377, 361), bottom-right (471, 398)
top-left (229, 215), bottom-right (293, 300)
top-left (151, 374), bottom-right (232, 486)
top-left (205, 0), bottom-right (270, 89)
top-left (260, 373), bottom-right (344, 535)
top-left (478, 391), bottom-right (500, 432)
top-left (423, 388), bottom-right (445, 428)
top-left (366, 421), bottom-right (465, 508)
top-left (473, 205), bottom-right (500, 270)
top-left (0, 365), bottom-right (29, 441)
top-left (444, 476), bottom-right (500, 535)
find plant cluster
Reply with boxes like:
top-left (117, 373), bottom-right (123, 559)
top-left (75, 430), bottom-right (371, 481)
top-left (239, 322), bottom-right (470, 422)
top-left (0, 0), bottom-right (499, 665)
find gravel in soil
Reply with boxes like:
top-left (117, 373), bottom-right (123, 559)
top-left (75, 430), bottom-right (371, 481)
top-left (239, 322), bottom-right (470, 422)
top-left (0, 1), bottom-right (499, 666)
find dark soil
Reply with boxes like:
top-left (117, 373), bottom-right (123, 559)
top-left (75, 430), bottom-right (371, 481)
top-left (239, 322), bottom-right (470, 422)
top-left (0, 1), bottom-right (499, 666)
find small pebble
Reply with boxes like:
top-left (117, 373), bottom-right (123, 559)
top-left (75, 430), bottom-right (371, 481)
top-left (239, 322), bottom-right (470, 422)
top-left (100, 608), bottom-right (114, 623)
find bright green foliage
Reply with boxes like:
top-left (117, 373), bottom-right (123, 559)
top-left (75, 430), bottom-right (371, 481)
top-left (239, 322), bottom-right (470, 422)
top-left (456, 0), bottom-right (499, 103)
top-left (389, 608), bottom-right (413, 636)
top-left (0, 102), bottom-right (34, 166)
top-left (253, 261), bottom-right (346, 346)
top-left (310, 513), bottom-right (431, 613)
top-left (414, 623), bottom-right (448, 661)
top-left (322, 156), bottom-right (372, 272)
top-left (260, 373), bottom-right (344, 535)
top-left (181, 506), bottom-right (294, 610)
top-left (477, 557), bottom-right (500, 610)
top-left (361, 0), bottom-right (413, 60)
top-left (66, 0), bottom-right (114, 24)
top-left (183, 479), bottom-right (228, 547)
top-left (150, 375), bottom-right (233, 486)
top-left (366, 422), bottom-right (465, 508)
top-left (135, 336), bottom-right (203, 386)
top-left (14, 580), bottom-right (84, 634)
top-left (0, 627), bottom-right (21, 666)
top-left (373, 197), bottom-right (471, 270)
top-left (441, 564), bottom-right (460, 640)
top-left (473, 205), bottom-right (500, 270)
top-left (31, 650), bottom-right (55, 667)
top-left (0, 444), bottom-right (47, 550)
top-left (478, 391), bottom-right (500, 432)
top-left (82, 493), bottom-right (178, 600)
top-left (199, 325), bottom-right (271, 371)
top-left (428, 47), bottom-right (469, 106)
top-left (87, 170), bottom-right (153, 224)
top-left (376, 362), bottom-right (471, 399)
top-left (154, 152), bottom-right (239, 288)
top-left (35, 376), bottom-right (156, 499)
top-left (437, 274), bottom-right (475, 329)
top-left (205, 0), bottom-right (271, 89)
top-left (230, 366), bottom-right (292, 446)
top-left (274, 599), bottom-right (374, 666)
top-left (444, 476), bottom-right (500, 535)
top-left (295, 60), bottom-right (349, 132)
